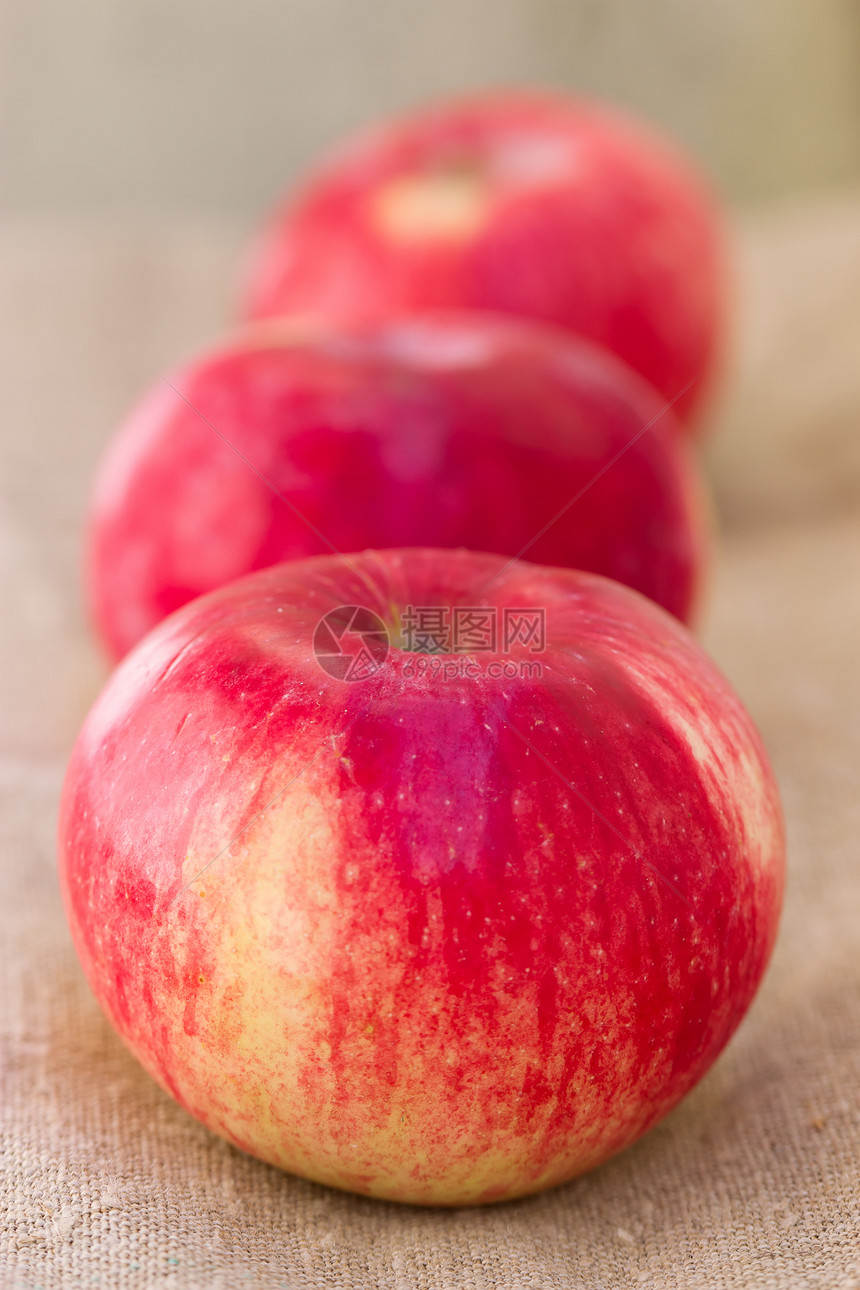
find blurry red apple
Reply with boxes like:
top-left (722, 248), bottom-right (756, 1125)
top-left (89, 312), bottom-right (707, 661)
top-left (240, 91), bottom-right (729, 427)
top-left (59, 548), bottom-right (784, 1205)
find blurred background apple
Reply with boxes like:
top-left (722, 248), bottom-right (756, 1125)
top-left (88, 314), bottom-right (707, 659)
top-left (238, 92), bottom-right (727, 427)
top-left (4, 0), bottom-right (860, 754)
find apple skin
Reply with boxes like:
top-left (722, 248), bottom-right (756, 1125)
top-left (239, 90), bottom-right (729, 427)
top-left (89, 312), bottom-right (707, 661)
top-left (59, 548), bottom-right (784, 1206)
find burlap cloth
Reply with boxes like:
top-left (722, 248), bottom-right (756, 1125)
top-left (2, 193), bottom-right (859, 1288)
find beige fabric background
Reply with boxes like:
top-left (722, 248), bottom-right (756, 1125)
top-left (3, 0), bottom-right (860, 214)
top-left (2, 194), bottom-right (860, 1286)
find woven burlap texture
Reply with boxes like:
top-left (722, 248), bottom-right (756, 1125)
top-left (2, 193), bottom-right (859, 1288)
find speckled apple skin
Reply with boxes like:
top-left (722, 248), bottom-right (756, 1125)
top-left (89, 313), bottom-right (707, 661)
top-left (239, 91), bottom-right (729, 427)
top-left (59, 550), bottom-right (784, 1206)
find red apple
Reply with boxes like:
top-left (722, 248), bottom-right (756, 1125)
top-left (59, 548), bottom-right (785, 1206)
top-left (239, 90), bottom-right (729, 427)
top-left (89, 312), bottom-right (707, 661)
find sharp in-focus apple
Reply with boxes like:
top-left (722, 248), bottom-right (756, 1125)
top-left (59, 548), bottom-right (784, 1206)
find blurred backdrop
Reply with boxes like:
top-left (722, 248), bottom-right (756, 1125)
top-left (2, 0), bottom-right (860, 214)
top-left (3, 0), bottom-right (860, 759)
